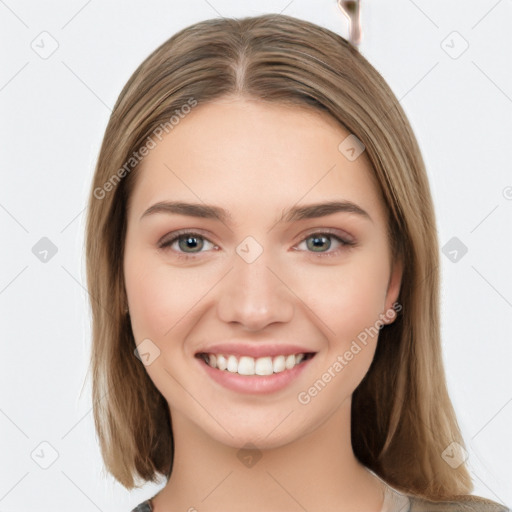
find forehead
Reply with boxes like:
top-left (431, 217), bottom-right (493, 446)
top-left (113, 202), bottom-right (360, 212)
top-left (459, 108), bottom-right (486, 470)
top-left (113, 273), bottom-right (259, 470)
top-left (129, 97), bottom-right (386, 223)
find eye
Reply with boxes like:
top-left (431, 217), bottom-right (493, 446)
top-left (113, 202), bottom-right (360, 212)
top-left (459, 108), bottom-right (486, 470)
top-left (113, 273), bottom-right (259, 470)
top-left (158, 229), bottom-right (355, 260)
top-left (158, 231), bottom-right (217, 256)
top-left (295, 231), bottom-right (355, 256)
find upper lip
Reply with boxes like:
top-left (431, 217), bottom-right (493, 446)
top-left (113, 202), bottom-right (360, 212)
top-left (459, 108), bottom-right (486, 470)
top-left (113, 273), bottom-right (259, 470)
top-left (195, 343), bottom-right (317, 359)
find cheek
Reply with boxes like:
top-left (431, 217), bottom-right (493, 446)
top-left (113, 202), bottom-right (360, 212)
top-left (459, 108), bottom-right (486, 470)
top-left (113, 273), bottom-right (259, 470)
top-left (124, 249), bottom-right (182, 341)
top-left (124, 249), bottom-right (222, 343)
top-left (294, 250), bottom-right (390, 341)
top-left (292, 255), bottom-right (389, 410)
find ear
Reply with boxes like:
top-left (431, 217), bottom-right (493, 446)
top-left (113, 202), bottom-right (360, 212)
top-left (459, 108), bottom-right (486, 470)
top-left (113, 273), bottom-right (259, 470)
top-left (383, 257), bottom-right (403, 325)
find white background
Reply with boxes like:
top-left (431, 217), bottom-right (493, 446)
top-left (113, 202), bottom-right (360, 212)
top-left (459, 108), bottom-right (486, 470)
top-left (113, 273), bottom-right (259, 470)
top-left (1, 0), bottom-right (511, 510)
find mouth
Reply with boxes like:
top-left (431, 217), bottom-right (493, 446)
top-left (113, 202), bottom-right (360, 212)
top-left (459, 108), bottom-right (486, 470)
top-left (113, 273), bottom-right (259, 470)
top-left (195, 352), bottom-right (316, 376)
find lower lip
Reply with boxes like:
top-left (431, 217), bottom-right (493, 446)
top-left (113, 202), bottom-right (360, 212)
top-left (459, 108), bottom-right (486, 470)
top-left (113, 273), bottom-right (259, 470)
top-left (196, 355), bottom-right (315, 395)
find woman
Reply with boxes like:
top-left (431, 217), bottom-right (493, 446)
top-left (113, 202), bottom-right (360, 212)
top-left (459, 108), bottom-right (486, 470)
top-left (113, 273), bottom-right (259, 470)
top-left (85, 13), bottom-right (509, 512)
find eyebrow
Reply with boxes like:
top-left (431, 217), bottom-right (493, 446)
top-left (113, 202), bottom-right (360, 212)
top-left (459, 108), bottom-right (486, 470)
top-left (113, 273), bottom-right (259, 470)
top-left (139, 200), bottom-right (372, 224)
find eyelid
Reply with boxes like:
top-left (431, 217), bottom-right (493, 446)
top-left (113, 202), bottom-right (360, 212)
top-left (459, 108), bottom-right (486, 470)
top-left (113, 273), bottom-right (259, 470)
top-left (296, 227), bottom-right (355, 245)
top-left (158, 229), bottom-right (216, 250)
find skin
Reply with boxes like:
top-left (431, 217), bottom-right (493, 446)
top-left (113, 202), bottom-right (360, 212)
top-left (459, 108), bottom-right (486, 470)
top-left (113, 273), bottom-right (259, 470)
top-left (124, 96), bottom-right (402, 512)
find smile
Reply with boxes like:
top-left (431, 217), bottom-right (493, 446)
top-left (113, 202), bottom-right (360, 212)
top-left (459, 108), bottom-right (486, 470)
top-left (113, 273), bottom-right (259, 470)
top-left (195, 351), bottom-right (317, 394)
top-left (197, 352), bottom-right (315, 376)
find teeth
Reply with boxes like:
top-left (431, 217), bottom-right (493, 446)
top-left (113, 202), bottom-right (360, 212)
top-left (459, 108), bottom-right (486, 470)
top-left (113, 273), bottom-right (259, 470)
top-left (255, 357), bottom-right (273, 376)
top-left (238, 356), bottom-right (255, 375)
top-left (202, 352), bottom-right (310, 376)
top-left (273, 355), bottom-right (286, 373)
top-left (227, 355), bottom-right (238, 373)
top-left (216, 354), bottom-right (227, 370)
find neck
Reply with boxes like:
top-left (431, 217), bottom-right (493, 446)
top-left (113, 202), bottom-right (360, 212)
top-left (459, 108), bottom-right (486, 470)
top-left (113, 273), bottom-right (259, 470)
top-left (151, 398), bottom-right (386, 512)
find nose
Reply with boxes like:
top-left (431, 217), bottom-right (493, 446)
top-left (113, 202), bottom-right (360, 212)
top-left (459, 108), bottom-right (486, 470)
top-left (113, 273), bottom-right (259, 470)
top-left (216, 248), bottom-right (294, 331)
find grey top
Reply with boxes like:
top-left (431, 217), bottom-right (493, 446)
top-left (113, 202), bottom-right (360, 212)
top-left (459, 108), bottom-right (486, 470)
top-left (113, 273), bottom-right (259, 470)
top-left (131, 482), bottom-right (510, 511)
top-left (131, 501), bottom-right (152, 512)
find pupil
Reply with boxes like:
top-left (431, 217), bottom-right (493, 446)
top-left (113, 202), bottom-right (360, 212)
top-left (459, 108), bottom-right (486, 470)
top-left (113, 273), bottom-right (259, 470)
top-left (308, 235), bottom-right (330, 252)
top-left (179, 236), bottom-right (203, 252)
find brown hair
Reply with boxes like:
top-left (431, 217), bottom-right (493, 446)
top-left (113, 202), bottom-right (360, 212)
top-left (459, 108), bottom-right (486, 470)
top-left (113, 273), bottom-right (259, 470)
top-left (86, 13), bottom-right (492, 503)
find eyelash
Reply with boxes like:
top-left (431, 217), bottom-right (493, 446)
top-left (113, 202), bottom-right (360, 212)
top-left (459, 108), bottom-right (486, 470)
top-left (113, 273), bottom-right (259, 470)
top-left (158, 229), bottom-right (356, 260)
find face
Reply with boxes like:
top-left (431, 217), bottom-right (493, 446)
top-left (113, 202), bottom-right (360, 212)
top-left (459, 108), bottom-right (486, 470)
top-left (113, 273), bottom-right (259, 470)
top-left (123, 96), bottom-right (402, 449)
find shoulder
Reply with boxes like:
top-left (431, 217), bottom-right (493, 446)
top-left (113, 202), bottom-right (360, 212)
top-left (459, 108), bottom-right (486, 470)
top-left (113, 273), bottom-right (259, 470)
top-left (130, 499), bottom-right (152, 512)
top-left (408, 495), bottom-right (510, 512)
